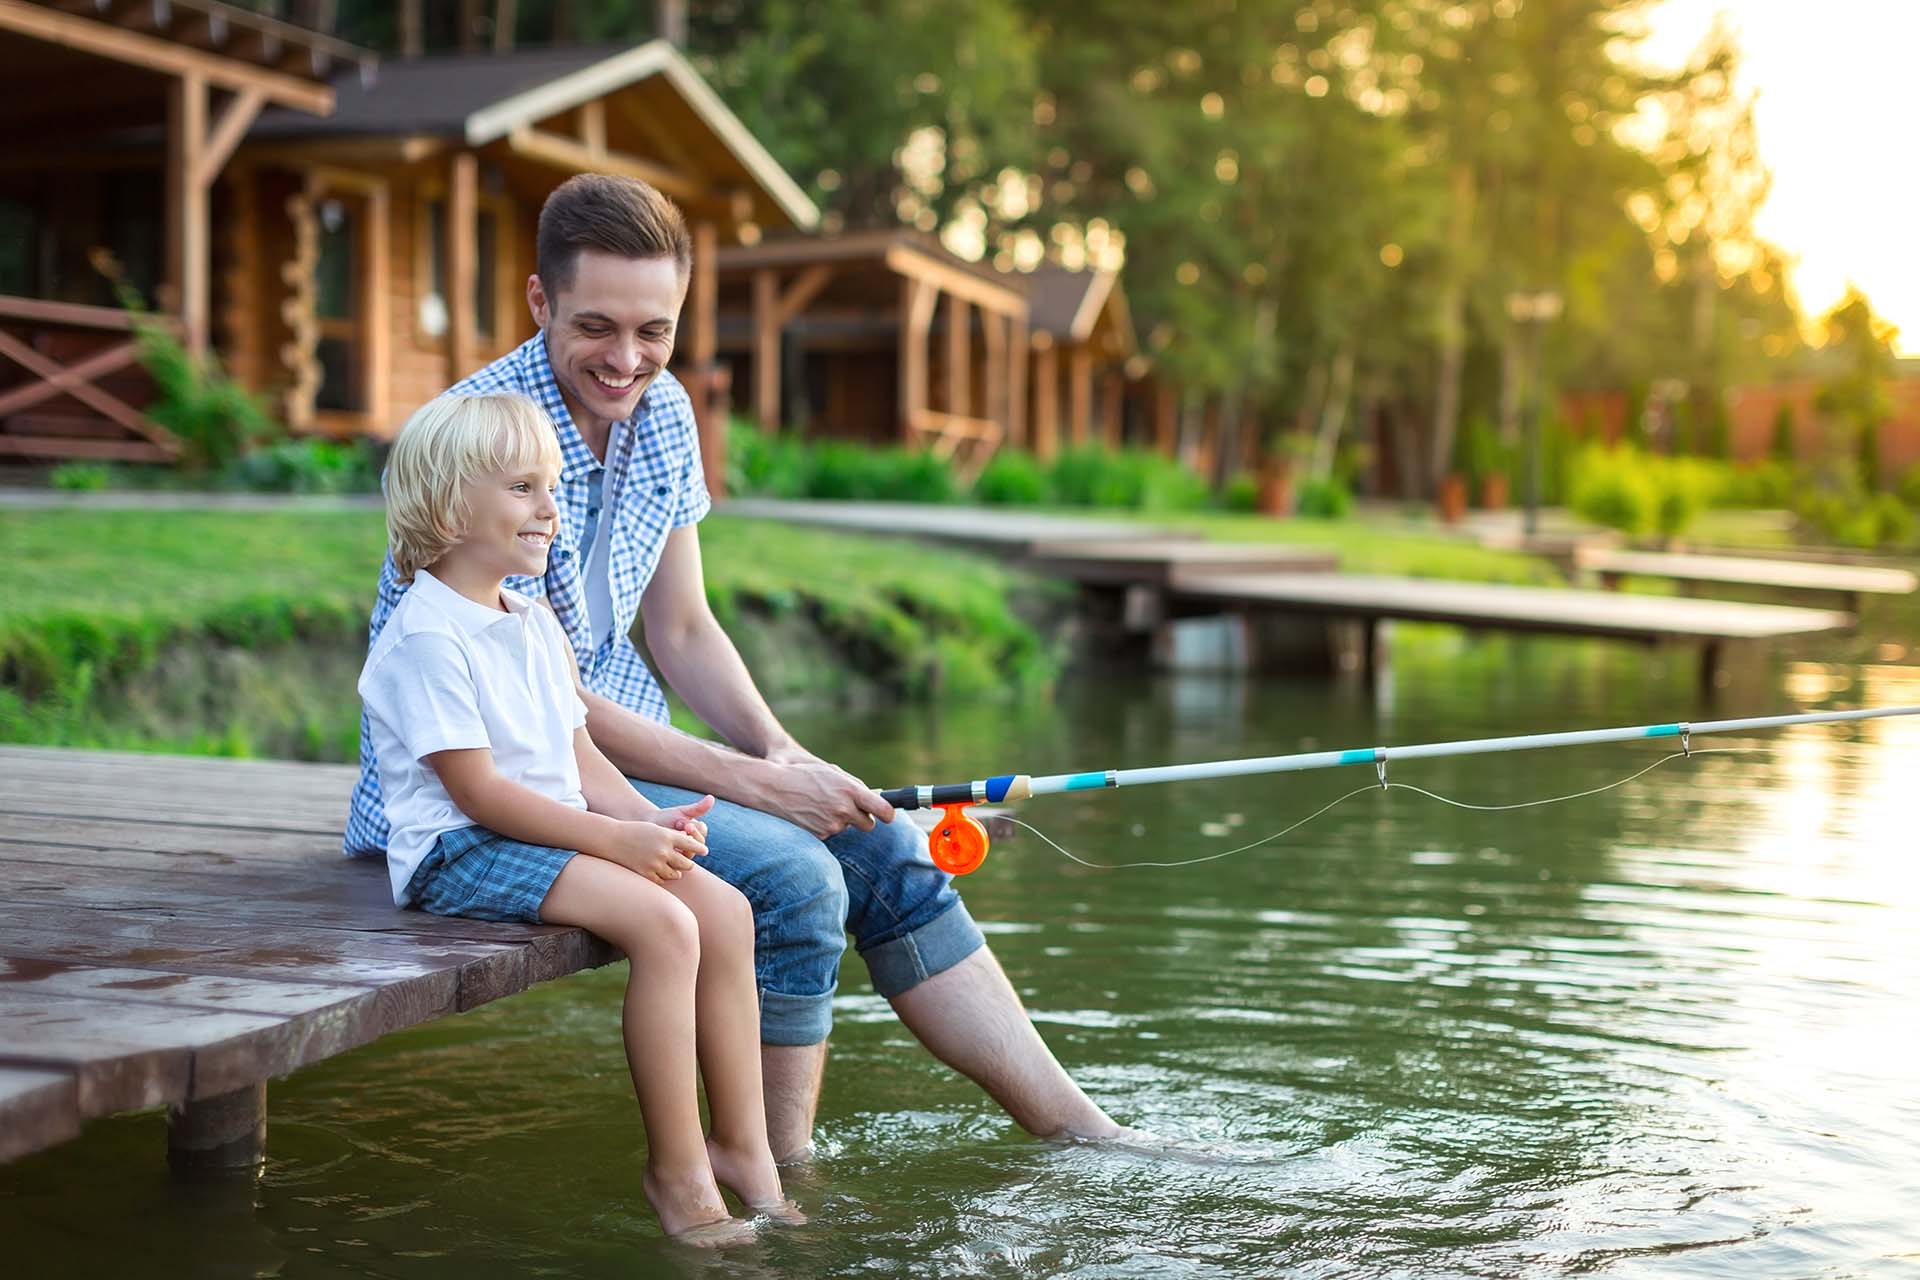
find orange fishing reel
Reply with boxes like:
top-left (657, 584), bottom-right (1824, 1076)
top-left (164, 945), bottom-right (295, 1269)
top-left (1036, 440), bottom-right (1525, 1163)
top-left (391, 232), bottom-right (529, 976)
top-left (879, 775), bottom-right (1032, 876)
top-left (929, 804), bottom-right (990, 875)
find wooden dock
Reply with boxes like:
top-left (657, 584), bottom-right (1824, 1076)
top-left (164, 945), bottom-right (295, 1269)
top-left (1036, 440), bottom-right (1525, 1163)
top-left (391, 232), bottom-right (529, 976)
top-left (720, 500), bottom-right (1857, 682)
top-left (1167, 571), bottom-right (1854, 684)
top-left (1575, 547), bottom-right (1917, 612)
top-left (0, 746), bottom-right (1005, 1170)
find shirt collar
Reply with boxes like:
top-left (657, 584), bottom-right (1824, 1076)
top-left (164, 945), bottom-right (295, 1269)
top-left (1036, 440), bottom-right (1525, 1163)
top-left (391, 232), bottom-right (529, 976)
top-left (410, 568), bottom-right (531, 634)
top-left (522, 334), bottom-right (652, 483)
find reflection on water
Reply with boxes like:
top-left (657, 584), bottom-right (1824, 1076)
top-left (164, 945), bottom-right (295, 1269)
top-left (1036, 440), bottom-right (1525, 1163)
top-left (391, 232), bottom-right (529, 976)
top-left (4, 636), bottom-right (1919, 1276)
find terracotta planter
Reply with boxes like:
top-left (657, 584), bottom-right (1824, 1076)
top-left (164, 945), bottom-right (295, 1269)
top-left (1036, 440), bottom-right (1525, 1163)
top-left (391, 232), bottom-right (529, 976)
top-left (1258, 459), bottom-right (1295, 516)
top-left (1437, 472), bottom-right (1469, 524)
top-left (1479, 472), bottom-right (1509, 510)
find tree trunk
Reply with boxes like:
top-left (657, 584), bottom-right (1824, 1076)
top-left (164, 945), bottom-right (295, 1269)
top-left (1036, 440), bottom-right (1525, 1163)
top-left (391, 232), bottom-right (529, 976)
top-left (1428, 162), bottom-right (1478, 492)
top-left (1498, 325), bottom-right (1522, 446)
top-left (1311, 345), bottom-right (1354, 480)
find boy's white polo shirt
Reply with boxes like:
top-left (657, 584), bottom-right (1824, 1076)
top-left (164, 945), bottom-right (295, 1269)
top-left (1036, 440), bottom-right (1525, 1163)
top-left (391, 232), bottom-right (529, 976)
top-left (357, 569), bottom-right (589, 905)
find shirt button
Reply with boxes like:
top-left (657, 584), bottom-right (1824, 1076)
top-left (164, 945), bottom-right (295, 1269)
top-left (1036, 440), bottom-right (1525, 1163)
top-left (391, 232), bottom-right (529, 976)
top-left (655, 485), bottom-right (671, 496)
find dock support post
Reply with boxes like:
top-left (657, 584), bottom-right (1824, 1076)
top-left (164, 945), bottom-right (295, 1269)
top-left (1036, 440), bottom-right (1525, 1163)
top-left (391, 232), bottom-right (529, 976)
top-left (168, 1082), bottom-right (266, 1176)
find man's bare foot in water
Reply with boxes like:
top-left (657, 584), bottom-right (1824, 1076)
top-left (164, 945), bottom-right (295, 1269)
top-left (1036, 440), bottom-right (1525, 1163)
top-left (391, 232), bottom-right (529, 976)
top-left (644, 1162), bottom-right (755, 1245)
top-left (707, 1136), bottom-right (807, 1224)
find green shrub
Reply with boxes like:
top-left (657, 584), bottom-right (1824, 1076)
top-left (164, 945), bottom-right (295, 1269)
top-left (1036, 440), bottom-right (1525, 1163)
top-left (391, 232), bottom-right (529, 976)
top-left (135, 322), bottom-right (280, 471)
top-left (1570, 446), bottom-right (1660, 536)
top-left (1457, 418), bottom-right (1509, 490)
top-left (222, 438), bottom-right (381, 494)
top-left (1049, 446), bottom-right (1209, 511)
top-left (1770, 401), bottom-right (1797, 463)
top-left (1798, 489), bottom-right (1914, 550)
top-left (803, 443), bottom-right (955, 503)
top-left (1719, 460), bottom-right (1795, 508)
top-left (50, 462), bottom-right (111, 492)
top-left (1897, 462), bottom-right (1920, 510)
top-left (724, 420), bottom-right (808, 497)
top-left (974, 451), bottom-right (1052, 505)
top-left (1221, 470), bottom-right (1259, 513)
top-left (1295, 475), bottom-right (1353, 519)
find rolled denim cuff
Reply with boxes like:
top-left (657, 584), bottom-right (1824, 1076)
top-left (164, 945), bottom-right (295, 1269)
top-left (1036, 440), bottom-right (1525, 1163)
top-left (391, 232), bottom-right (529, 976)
top-left (757, 985), bottom-right (834, 1046)
top-left (857, 899), bottom-right (987, 999)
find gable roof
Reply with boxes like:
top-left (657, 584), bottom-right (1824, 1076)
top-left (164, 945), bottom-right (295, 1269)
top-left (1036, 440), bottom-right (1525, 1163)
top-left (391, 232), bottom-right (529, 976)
top-left (249, 41), bottom-right (816, 230)
top-left (1026, 264), bottom-right (1135, 353)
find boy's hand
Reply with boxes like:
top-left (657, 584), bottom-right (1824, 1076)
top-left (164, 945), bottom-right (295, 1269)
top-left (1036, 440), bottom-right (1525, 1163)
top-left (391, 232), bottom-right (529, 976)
top-left (601, 819), bottom-right (708, 884)
top-left (649, 794), bottom-right (716, 846)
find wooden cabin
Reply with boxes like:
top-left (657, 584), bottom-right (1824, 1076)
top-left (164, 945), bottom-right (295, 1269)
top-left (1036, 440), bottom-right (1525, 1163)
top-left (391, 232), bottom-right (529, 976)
top-left (714, 240), bottom-right (1188, 476)
top-left (713, 230), bottom-right (1029, 478)
top-left (1024, 263), bottom-right (1164, 459)
top-left (0, 0), bottom-right (367, 464)
top-left (231, 40), bottom-right (817, 490)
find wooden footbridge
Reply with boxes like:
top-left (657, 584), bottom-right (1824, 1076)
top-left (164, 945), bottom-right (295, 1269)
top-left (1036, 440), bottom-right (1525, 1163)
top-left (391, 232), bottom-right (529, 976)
top-left (0, 747), bottom-right (1008, 1170)
top-left (721, 500), bottom-right (1867, 684)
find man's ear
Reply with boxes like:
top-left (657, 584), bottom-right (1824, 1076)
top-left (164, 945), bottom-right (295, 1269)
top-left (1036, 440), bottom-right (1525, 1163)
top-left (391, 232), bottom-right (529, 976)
top-left (527, 273), bottom-right (551, 329)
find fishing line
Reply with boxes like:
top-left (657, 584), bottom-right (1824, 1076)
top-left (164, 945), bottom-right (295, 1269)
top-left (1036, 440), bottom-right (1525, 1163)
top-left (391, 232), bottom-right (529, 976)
top-left (1000, 746), bottom-right (1765, 871)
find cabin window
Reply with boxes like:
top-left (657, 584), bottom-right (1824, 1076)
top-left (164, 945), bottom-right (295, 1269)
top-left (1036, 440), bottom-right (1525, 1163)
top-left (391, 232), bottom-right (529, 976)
top-left (315, 198), bottom-right (363, 413)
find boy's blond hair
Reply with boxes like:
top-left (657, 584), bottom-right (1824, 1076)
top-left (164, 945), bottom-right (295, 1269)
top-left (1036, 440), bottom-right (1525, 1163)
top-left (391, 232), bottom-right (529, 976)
top-left (384, 393), bottom-right (563, 580)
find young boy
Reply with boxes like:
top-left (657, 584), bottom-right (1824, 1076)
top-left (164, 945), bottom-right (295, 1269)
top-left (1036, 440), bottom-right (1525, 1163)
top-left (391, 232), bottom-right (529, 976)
top-left (359, 391), bottom-right (794, 1242)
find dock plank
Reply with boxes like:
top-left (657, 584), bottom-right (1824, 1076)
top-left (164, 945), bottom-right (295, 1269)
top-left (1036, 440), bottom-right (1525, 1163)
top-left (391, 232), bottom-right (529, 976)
top-left (0, 1067), bottom-right (79, 1163)
top-left (1168, 571), bottom-right (1854, 641)
top-left (720, 498), bottom-right (1200, 553)
top-left (1026, 539), bottom-right (1339, 588)
top-left (1577, 549), bottom-right (1917, 596)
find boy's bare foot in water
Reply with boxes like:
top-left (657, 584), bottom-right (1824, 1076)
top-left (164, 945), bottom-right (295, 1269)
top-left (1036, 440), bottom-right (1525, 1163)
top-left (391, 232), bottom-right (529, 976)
top-left (707, 1136), bottom-right (808, 1224)
top-left (644, 1162), bottom-right (755, 1245)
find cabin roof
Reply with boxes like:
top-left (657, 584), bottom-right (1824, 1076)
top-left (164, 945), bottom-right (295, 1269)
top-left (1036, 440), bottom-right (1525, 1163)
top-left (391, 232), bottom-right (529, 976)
top-left (249, 41), bottom-right (816, 229)
top-left (1026, 264), bottom-right (1135, 353)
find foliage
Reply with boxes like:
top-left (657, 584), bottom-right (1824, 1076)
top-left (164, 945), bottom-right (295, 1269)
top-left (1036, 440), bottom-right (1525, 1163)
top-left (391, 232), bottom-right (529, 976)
top-left (222, 438), bottom-right (383, 494)
top-left (1718, 460), bottom-right (1795, 509)
top-left (1294, 475), bottom-right (1353, 520)
top-left (1568, 445), bottom-right (1728, 538)
top-left (1770, 401), bottom-right (1798, 463)
top-left (1456, 418), bottom-right (1511, 490)
top-left (974, 450), bottom-right (1053, 505)
top-left (1047, 446), bottom-right (1210, 511)
top-left (802, 442), bottom-right (958, 502)
top-left (1898, 462), bottom-right (1920, 511)
top-left (1221, 470), bottom-right (1259, 513)
top-left (1796, 491), bottom-right (1915, 551)
top-left (50, 462), bottom-right (111, 492)
top-left (134, 321), bottom-right (281, 472)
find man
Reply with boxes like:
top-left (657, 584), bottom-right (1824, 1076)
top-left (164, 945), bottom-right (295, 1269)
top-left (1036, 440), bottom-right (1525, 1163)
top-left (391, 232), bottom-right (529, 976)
top-left (347, 173), bottom-right (1124, 1159)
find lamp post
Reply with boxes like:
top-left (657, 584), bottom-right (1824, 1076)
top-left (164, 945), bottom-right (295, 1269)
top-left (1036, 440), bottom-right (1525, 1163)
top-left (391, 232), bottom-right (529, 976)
top-left (1505, 289), bottom-right (1563, 540)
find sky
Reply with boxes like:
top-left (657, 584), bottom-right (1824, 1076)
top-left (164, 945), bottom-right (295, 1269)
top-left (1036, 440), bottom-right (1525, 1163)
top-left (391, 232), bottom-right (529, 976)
top-left (1639, 0), bottom-right (1920, 354)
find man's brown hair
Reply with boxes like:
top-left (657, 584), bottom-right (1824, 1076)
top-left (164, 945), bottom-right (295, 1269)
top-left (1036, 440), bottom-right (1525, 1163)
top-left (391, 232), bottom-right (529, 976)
top-left (535, 173), bottom-right (691, 294)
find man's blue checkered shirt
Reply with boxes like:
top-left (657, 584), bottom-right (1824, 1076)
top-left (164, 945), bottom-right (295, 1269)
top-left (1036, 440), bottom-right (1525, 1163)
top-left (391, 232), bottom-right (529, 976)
top-left (343, 336), bottom-right (711, 856)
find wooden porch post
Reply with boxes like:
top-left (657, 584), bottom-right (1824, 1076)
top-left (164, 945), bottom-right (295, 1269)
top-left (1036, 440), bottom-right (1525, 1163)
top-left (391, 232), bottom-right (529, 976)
top-left (752, 268), bottom-right (779, 430)
top-left (166, 71), bottom-right (209, 356)
top-left (1007, 311), bottom-right (1028, 449)
top-left (1154, 381), bottom-right (1178, 457)
top-left (447, 152), bottom-right (478, 380)
top-left (944, 294), bottom-right (970, 418)
top-left (982, 309), bottom-right (1006, 435)
top-left (898, 277), bottom-right (935, 442)
top-left (689, 219), bottom-right (724, 497)
top-left (1068, 344), bottom-right (1093, 446)
top-left (1102, 366), bottom-right (1124, 447)
top-left (1032, 340), bottom-right (1059, 461)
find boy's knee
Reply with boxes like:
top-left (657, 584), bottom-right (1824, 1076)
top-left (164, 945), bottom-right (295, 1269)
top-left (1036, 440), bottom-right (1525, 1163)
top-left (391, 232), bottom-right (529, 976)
top-left (626, 891), bottom-right (700, 968)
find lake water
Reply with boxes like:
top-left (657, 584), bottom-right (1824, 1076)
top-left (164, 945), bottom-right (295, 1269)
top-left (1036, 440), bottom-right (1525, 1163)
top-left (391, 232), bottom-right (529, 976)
top-left (4, 628), bottom-right (1918, 1277)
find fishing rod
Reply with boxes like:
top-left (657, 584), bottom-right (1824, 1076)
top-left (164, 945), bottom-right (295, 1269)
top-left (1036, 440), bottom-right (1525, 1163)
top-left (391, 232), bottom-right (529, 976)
top-left (877, 705), bottom-right (1920, 875)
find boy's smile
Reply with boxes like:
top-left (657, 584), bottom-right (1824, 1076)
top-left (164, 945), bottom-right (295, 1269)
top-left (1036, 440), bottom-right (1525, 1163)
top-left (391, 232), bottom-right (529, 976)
top-left (430, 465), bottom-right (560, 606)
